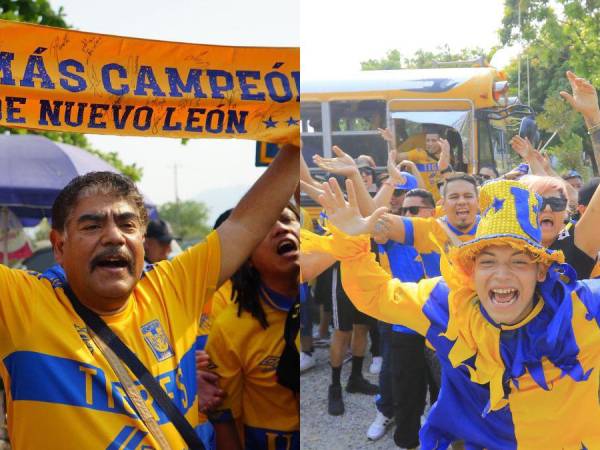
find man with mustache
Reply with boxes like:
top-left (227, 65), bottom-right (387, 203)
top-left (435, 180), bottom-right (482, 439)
top-left (0, 145), bottom-right (298, 449)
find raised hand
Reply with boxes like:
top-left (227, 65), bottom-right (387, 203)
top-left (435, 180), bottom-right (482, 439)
top-left (560, 71), bottom-right (600, 122)
top-left (377, 127), bottom-right (394, 143)
top-left (300, 179), bottom-right (325, 204)
top-left (387, 150), bottom-right (407, 184)
top-left (313, 145), bottom-right (358, 177)
top-left (437, 138), bottom-right (451, 171)
top-left (510, 135), bottom-right (534, 160)
top-left (318, 178), bottom-right (387, 236)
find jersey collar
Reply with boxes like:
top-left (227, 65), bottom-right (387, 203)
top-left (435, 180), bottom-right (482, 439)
top-left (442, 215), bottom-right (480, 236)
top-left (260, 284), bottom-right (296, 312)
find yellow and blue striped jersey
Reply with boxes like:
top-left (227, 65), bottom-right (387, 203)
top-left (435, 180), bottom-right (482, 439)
top-left (0, 231), bottom-right (221, 450)
top-left (206, 286), bottom-right (299, 450)
top-left (406, 148), bottom-right (441, 200)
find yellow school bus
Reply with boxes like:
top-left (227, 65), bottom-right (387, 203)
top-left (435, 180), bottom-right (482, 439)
top-left (301, 67), bottom-right (532, 181)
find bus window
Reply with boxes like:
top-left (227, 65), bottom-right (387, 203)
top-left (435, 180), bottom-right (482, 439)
top-left (301, 102), bottom-right (323, 133)
top-left (477, 120), bottom-right (495, 170)
top-left (391, 110), bottom-right (473, 167)
top-left (301, 102), bottom-right (324, 167)
top-left (330, 100), bottom-right (388, 165)
top-left (330, 100), bottom-right (386, 131)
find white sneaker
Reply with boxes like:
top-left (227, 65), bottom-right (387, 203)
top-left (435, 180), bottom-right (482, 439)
top-left (369, 356), bottom-right (383, 374)
top-left (366, 411), bottom-right (393, 440)
top-left (300, 352), bottom-right (315, 373)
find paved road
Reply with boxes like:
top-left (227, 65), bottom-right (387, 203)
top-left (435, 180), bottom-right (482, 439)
top-left (300, 346), bottom-right (399, 450)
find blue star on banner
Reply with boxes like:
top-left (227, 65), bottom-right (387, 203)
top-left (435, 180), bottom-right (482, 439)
top-left (286, 117), bottom-right (299, 126)
top-left (263, 117), bottom-right (277, 128)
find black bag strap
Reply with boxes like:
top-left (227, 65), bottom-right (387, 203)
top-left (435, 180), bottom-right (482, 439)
top-left (63, 284), bottom-right (205, 450)
top-left (276, 300), bottom-right (300, 393)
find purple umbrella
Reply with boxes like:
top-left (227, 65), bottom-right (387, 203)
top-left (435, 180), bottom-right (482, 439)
top-left (0, 134), bottom-right (158, 226)
top-left (0, 134), bottom-right (158, 265)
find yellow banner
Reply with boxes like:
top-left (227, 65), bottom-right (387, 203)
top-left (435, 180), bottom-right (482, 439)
top-left (0, 20), bottom-right (299, 144)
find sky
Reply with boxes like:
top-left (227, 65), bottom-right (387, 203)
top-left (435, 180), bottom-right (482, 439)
top-left (48, 0), bottom-right (513, 222)
top-left (301, 0), bottom-right (511, 76)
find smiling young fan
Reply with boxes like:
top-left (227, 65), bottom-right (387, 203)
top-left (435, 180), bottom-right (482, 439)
top-left (303, 177), bottom-right (600, 449)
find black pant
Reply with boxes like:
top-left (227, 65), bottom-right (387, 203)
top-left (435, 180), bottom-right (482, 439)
top-left (391, 333), bottom-right (427, 449)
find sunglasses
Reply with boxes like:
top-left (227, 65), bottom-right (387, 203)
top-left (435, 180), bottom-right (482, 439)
top-left (478, 174), bottom-right (492, 180)
top-left (400, 206), bottom-right (434, 215)
top-left (540, 196), bottom-right (568, 212)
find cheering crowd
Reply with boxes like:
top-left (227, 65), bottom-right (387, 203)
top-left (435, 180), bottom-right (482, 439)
top-left (299, 71), bottom-right (600, 449)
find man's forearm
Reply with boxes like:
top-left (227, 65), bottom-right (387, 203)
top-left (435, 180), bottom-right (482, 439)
top-left (373, 184), bottom-right (394, 211)
top-left (583, 110), bottom-right (600, 170)
top-left (348, 171), bottom-right (377, 217)
top-left (217, 145), bottom-right (298, 285)
top-left (230, 145), bottom-right (298, 232)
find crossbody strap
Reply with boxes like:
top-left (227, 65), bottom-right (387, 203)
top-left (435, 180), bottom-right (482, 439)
top-left (64, 285), bottom-right (205, 450)
top-left (88, 329), bottom-right (171, 450)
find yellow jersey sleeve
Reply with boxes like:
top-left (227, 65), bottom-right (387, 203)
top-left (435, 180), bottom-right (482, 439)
top-left (206, 308), bottom-right (244, 422)
top-left (0, 266), bottom-right (49, 357)
top-left (337, 235), bottom-right (432, 335)
top-left (143, 230), bottom-right (221, 324)
top-left (406, 217), bottom-right (447, 255)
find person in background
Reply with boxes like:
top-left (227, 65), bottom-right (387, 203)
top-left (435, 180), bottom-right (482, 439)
top-left (143, 219), bottom-right (176, 263)
top-left (207, 204), bottom-right (300, 450)
top-left (478, 164), bottom-right (499, 183)
top-left (562, 169), bottom-right (584, 191)
top-left (367, 188), bottom-right (438, 448)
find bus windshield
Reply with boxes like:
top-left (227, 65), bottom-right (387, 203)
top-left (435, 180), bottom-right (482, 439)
top-left (390, 110), bottom-right (473, 169)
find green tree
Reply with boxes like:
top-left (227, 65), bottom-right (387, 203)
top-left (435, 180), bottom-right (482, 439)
top-left (0, 0), bottom-right (143, 181)
top-left (158, 200), bottom-right (211, 242)
top-left (500, 0), bottom-right (600, 175)
top-left (361, 45), bottom-right (488, 70)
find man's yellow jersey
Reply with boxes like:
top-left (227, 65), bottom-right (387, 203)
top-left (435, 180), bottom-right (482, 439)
top-left (406, 148), bottom-right (441, 200)
top-left (206, 286), bottom-right (299, 450)
top-left (0, 231), bottom-right (220, 450)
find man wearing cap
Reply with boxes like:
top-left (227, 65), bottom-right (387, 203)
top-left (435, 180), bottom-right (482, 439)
top-left (304, 177), bottom-right (600, 449)
top-left (144, 219), bottom-right (177, 264)
top-left (562, 169), bottom-right (584, 191)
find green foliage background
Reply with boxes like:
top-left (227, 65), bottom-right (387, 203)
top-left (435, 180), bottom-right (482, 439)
top-left (500, 0), bottom-right (600, 176)
top-left (0, 0), bottom-right (142, 180)
top-left (158, 200), bottom-right (211, 244)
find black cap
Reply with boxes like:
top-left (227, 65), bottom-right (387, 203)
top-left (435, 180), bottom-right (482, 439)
top-left (146, 219), bottom-right (175, 243)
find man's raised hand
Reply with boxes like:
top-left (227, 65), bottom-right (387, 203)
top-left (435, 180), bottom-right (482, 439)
top-left (387, 150), bottom-right (407, 184)
top-left (377, 127), bottom-right (394, 143)
top-left (560, 71), bottom-right (600, 122)
top-left (510, 135), bottom-right (534, 160)
top-left (437, 138), bottom-right (451, 171)
top-left (318, 178), bottom-right (387, 236)
top-left (313, 146), bottom-right (358, 178)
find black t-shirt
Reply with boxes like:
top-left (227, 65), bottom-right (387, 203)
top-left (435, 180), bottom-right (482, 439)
top-left (550, 222), bottom-right (597, 280)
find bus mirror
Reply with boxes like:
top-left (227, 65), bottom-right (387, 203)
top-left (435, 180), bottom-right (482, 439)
top-left (519, 116), bottom-right (540, 148)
